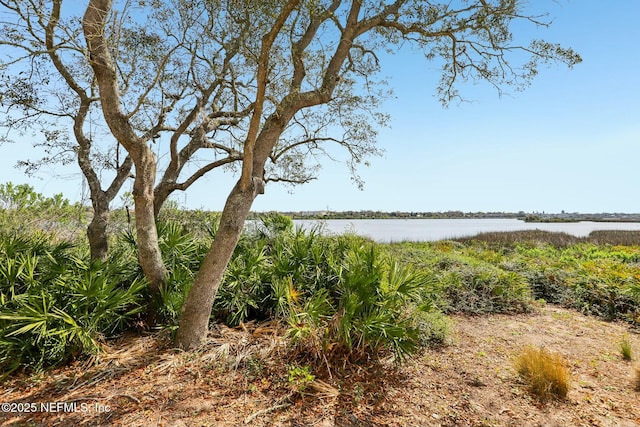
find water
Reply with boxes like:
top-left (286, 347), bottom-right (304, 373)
top-left (293, 218), bottom-right (640, 243)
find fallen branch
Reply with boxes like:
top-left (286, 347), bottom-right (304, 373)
top-left (243, 393), bottom-right (293, 424)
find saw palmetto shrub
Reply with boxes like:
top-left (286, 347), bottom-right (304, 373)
top-left (271, 231), bottom-right (441, 363)
top-left (0, 230), bottom-right (145, 376)
top-left (211, 215), bottom-right (446, 364)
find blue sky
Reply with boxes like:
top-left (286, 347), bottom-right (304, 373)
top-left (2, 1), bottom-right (639, 213)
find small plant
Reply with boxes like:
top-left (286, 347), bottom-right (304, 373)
top-left (287, 364), bottom-right (315, 393)
top-left (244, 356), bottom-right (265, 381)
top-left (634, 365), bottom-right (640, 392)
top-left (620, 335), bottom-right (633, 361)
top-left (412, 310), bottom-right (452, 346)
top-left (514, 346), bottom-right (570, 401)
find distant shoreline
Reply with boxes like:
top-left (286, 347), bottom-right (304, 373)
top-left (257, 211), bottom-right (640, 223)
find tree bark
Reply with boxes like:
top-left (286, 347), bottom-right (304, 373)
top-left (84, 0), bottom-right (167, 323)
top-left (175, 179), bottom-right (259, 349)
top-left (86, 193), bottom-right (110, 262)
top-left (132, 148), bottom-right (167, 323)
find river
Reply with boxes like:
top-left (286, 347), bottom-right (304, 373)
top-left (292, 218), bottom-right (640, 243)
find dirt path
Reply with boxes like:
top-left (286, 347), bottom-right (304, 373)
top-left (1, 305), bottom-right (639, 426)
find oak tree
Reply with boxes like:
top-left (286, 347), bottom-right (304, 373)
top-left (171, 0), bottom-right (580, 349)
top-left (3, 0), bottom-right (580, 345)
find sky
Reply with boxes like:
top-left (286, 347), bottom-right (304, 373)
top-left (2, 0), bottom-right (639, 213)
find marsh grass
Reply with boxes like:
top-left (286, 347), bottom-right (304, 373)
top-left (456, 230), bottom-right (580, 248)
top-left (456, 229), bottom-right (640, 248)
top-left (587, 230), bottom-right (640, 246)
top-left (514, 346), bottom-right (571, 401)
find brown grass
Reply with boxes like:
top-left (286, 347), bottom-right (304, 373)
top-left (514, 346), bottom-right (571, 401)
top-left (587, 230), bottom-right (640, 246)
top-left (456, 229), bottom-right (640, 248)
top-left (456, 230), bottom-right (581, 248)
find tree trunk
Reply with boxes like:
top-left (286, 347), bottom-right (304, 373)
top-left (86, 196), bottom-right (110, 262)
top-left (132, 149), bottom-right (167, 325)
top-left (83, 0), bottom-right (167, 325)
top-left (175, 179), bottom-right (257, 349)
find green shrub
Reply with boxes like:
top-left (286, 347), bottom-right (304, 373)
top-left (517, 268), bottom-right (572, 305)
top-left (212, 225), bottom-right (440, 363)
top-left (284, 240), bottom-right (437, 363)
top-left (569, 278), bottom-right (638, 321)
top-left (389, 239), bottom-right (640, 325)
top-left (214, 239), bottom-right (271, 326)
top-left (155, 221), bottom-right (208, 325)
top-left (440, 265), bottom-right (532, 314)
top-left (255, 211), bottom-right (294, 238)
top-left (0, 182), bottom-right (86, 236)
top-left (333, 245), bottom-right (422, 360)
top-left (0, 230), bottom-right (145, 375)
top-left (411, 310), bottom-right (452, 346)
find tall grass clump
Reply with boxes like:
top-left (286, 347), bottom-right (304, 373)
top-left (587, 230), bottom-right (640, 246)
top-left (514, 346), bottom-right (571, 401)
top-left (620, 335), bottom-right (633, 361)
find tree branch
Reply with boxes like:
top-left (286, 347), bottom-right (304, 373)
top-left (241, 0), bottom-right (301, 193)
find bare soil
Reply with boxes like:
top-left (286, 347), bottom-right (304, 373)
top-left (1, 305), bottom-right (639, 427)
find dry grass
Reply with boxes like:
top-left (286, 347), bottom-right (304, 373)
top-left (587, 230), bottom-right (640, 246)
top-left (635, 365), bottom-right (640, 392)
top-left (455, 230), bottom-right (580, 247)
top-left (514, 345), bottom-right (571, 401)
top-left (620, 335), bottom-right (633, 361)
top-left (456, 229), bottom-right (640, 247)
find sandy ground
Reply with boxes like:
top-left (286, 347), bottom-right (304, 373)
top-left (1, 304), bottom-right (639, 427)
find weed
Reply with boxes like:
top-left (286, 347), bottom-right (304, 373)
top-left (620, 335), bottom-right (633, 361)
top-left (287, 364), bottom-right (315, 393)
top-left (514, 346), bottom-right (571, 401)
top-left (244, 356), bottom-right (265, 381)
